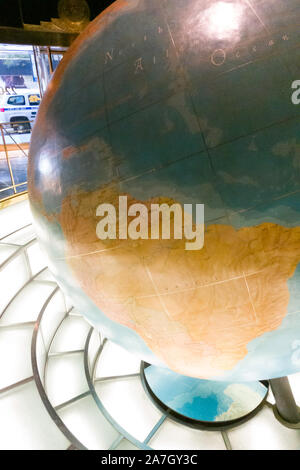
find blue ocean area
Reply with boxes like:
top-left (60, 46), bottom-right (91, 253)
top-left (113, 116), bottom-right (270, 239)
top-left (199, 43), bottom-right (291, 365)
top-left (145, 366), bottom-right (266, 421)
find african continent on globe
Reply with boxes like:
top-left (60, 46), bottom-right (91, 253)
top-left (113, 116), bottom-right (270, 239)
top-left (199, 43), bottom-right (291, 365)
top-left (28, 0), bottom-right (300, 381)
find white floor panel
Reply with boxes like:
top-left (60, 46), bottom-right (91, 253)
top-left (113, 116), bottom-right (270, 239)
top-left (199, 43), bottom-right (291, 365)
top-left (26, 242), bottom-right (47, 276)
top-left (45, 354), bottom-right (89, 408)
top-left (0, 381), bottom-right (69, 450)
top-left (2, 224), bottom-right (36, 246)
top-left (58, 395), bottom-right (119, 450)
top-left (95, 340), bottom-right (141, 379)
top-left (0, 325), bottom-right (33, 389)
top-left (50, 316), bottom-right (91, 353)
top-left (95, 377), bottom-right (162, 442)
top-left (0, 244), bottom-right (19, 265)
top-left (0, 282), bottom-right (56, 325)
top-left (287, 373), bottom-right (300, 406)
top-left (40, 289), bottom-right (67, 351)
top-left (0, 253), bottom-right (30, 312)
top-left (267, 387), bottom-right (276, 405)
top-left (88, 328), bottom-right (101, 372)
top-left (149, 419), bottom-right (226, 450)
top-left (34, 268), bottom-right (57, 283)
top-left (115, 439), bottom-right (140, 450)
top-left (0, 200), bottom-right (32, 240)
top-left (227, 406), bottom-right (300, 450)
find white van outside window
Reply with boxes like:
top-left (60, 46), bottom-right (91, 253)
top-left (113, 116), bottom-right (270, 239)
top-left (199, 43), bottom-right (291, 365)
top-left (0, 89), bottom-right (41, 132)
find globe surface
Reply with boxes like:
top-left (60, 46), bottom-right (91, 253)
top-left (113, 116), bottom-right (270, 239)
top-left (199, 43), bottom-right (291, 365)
top-left (28, 0), bottom-right (300, 381)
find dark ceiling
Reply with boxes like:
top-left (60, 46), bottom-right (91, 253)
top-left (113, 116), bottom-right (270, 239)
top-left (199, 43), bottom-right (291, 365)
top-left (0, 0), bottom-right (115, 28)
top-left (0, 0), bottom-right (115, 46)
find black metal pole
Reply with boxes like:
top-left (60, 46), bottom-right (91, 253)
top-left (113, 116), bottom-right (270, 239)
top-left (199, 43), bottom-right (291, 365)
top-left (269, 377), bottom-right (300, 424)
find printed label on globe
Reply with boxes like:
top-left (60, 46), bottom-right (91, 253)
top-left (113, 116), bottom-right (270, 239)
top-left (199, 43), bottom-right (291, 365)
top-left (291, 80), bottom-right (300, 104)
top-left (96, 196), bottom-right (205, 251)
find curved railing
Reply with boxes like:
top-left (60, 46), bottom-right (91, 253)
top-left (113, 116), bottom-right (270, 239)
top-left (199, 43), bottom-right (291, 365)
top-left (83, 330), bottom-right (151, 450)
top-left (31, 289), bottom-right (87, 450)
top-left (0, 120), bottom-right (33, 202)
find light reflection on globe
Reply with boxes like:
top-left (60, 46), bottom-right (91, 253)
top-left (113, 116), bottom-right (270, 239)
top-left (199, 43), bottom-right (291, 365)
top-left (28, 0), bottom-right (300, 381)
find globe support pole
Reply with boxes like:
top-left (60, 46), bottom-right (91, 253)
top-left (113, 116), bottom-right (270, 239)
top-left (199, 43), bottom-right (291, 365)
top-left (269, 377), bottom-right (300, 425)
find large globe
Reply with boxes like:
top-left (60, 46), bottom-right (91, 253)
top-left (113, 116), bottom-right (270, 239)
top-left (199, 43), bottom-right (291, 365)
top-left (28, 0), bottom-right (300, 381)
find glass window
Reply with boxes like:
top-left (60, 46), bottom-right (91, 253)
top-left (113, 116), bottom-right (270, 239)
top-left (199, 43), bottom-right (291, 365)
top-left (51, 53), bottom-right (64, 72)
top-left (28, 94), bottom-right (40, 106)
top-left (0, 44), bottom-right (68, 202)
top-left (7, 95), bottom-right (25, 105)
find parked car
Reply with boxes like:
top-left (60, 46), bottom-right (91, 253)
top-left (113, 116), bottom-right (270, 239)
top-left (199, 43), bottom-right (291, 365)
top-left (0, 89), bottom-right (41, 133)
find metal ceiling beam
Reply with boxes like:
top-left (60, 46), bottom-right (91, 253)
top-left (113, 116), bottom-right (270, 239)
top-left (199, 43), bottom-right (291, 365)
top-left (0, 26), bottom-right (78, 47)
